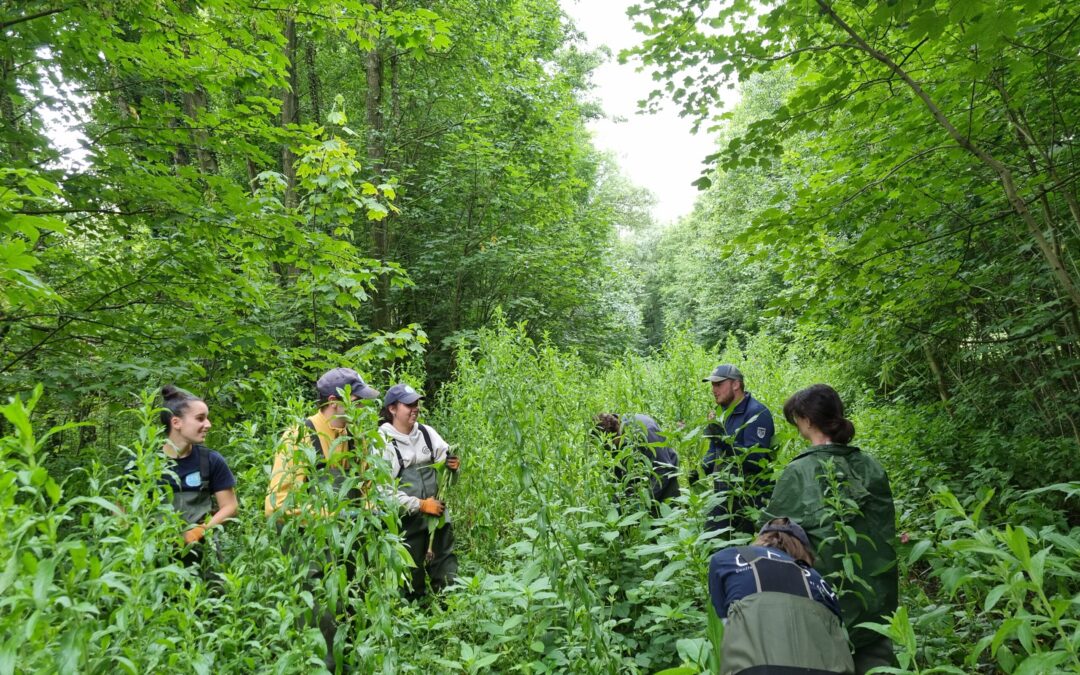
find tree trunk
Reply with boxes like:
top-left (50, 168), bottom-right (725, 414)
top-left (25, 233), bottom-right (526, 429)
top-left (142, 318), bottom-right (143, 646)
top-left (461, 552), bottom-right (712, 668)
top-left (923, 342), bottom-right (952, 414)
top-left (170, 90), bottom-right (190, 168)
top-left (182, 86), bottom-right (219, 174)
top-left (365, 1), bottom-right (390, 330)
top-left (305, 37), bottom-right (322, 125)
top-left (0, 53), bottom-right (22, 162)
top-left (246, 158), bottom-right (260, 195)
top-left (281, 15), bottom-right (299, 210)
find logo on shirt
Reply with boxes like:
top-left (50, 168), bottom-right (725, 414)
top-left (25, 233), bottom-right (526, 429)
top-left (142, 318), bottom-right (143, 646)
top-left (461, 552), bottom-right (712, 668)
top-left (184, 472), bottom-right (202, 488)
top-left (756, 426), bottom-right (767, 439)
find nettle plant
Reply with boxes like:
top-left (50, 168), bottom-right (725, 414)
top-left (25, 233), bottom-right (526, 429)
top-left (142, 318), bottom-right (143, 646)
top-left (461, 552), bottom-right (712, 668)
top-left (930, 486), bottom-right (1078, 674)
top-left (0, 387), bottom-right (416, 673)
top-left (863, 481), bottom-right (1080, 675)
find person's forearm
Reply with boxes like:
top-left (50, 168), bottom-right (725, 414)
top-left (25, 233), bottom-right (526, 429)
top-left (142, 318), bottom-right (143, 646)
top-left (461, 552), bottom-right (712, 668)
top-left (205, 505), bottom-right (236, 529)
top-left (205, 489), bottom-right (239, 528)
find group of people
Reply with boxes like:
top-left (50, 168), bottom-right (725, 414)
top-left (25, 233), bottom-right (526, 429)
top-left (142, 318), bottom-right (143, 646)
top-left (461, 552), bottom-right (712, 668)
top-left (155, 369), bottom-right (457, 668)
top-left (154, 362), bottom-right (897, 673)
top-left (597, 364), bottom-right (898, 675)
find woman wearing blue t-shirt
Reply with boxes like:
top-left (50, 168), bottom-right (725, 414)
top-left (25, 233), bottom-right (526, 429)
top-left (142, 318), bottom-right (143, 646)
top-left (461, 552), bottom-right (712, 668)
top-left (159, 385), bottom-right (238, 561)
top-left (708, 518), bottom-right (855, 674)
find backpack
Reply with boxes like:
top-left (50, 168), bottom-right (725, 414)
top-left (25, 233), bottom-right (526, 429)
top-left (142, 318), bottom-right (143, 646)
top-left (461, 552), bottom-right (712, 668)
top-left (721, 548), bottom-right (855, 675)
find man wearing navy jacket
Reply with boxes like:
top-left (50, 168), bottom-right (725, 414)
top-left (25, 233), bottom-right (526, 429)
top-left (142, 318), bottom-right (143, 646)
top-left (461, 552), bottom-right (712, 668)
top-left (699, 364), bottom-right (775, 534)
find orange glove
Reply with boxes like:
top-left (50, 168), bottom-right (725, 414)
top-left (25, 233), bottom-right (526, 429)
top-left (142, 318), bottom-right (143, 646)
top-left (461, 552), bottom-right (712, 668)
top-left (446, 455), bottom-right (460, 471)
top-left (183, 524), bottom-right (206, 545)
top-left (418, 498), bottom-right (445, 516)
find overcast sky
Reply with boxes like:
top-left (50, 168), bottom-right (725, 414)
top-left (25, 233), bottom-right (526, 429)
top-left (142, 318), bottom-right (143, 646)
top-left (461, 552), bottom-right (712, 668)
top-left (561, 0), bottom-right (740, 225)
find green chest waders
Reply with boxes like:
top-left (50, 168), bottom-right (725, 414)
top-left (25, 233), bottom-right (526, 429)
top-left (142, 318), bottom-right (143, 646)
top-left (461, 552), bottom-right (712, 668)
top-left (392, 425), bottom-right (457, 597)
top-left (391, 425), bottom-right (444, 538)
top-left (297, 421), bottom-right (362, 673)
top-left (171, 445), bottom-right (213, 525)
top-left (170, 446), bottom-right (214, 569)
top-left (291, 421), bottom-right (364, 578)
top-left (721, 548), bottom-right (855, 675)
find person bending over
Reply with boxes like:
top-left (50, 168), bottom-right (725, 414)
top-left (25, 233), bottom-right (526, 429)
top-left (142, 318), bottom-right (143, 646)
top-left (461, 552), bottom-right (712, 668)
top-left (708, 518), bottom-right (854, 675)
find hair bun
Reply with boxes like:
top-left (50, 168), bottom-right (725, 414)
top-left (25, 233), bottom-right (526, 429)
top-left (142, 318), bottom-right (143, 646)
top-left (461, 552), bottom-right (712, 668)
top-left (832, 418), bottom-right (855, 444)
top-left (161, 384), bottom-right (183, 400)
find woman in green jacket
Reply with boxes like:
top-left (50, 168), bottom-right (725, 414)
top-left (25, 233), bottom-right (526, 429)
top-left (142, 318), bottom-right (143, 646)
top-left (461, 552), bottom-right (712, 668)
top-left (764, 384), bottom-right (898, 674)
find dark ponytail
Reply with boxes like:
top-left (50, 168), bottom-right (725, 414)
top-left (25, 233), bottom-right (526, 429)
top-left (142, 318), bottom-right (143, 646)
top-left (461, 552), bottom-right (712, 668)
top-left (160, 385), bottom-right (202, 434)
top-left (378, 405), bottom-right (393, 426)
top-left (782, 384), bottom-right (855, 444)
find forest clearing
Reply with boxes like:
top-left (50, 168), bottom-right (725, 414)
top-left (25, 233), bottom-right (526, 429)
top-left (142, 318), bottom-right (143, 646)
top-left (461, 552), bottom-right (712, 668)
top-left (1, 0), bottom-right (1078, 673)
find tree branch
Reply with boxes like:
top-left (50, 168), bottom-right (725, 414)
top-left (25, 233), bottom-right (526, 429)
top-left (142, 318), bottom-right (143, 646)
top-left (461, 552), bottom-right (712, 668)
top-left (0, 6), bottom-right (66, 31)
top-left (816, 0), bottom-right (1080, 312)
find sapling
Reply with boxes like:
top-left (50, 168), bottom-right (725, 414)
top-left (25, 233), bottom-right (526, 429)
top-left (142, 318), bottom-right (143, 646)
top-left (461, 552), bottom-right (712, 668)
top-left (425, 452), bottom-right (457, 562)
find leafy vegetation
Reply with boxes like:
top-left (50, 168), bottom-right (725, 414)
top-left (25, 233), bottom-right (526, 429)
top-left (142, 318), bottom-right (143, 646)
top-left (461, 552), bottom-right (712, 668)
top-left (2, 0), bottom-right (1078, 672)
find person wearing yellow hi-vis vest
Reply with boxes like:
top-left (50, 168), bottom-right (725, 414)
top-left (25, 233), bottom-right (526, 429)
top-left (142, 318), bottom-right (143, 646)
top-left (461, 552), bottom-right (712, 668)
top-left (264, 367), bottom-right (380, 672)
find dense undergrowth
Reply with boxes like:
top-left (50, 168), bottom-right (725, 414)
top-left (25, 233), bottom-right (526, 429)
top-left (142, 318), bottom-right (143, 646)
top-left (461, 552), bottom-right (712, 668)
top-left (2, 325), bottom-right (1078, 673)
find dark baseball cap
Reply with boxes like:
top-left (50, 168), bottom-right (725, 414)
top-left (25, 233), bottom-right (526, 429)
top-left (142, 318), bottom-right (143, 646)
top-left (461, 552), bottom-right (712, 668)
top-left (383, 383), bottom-right (422, 407)
top-left (316, 368), bottom-right (379, 401)
top-left (759, 519), bottom-right (811, 550)
top-left (703, 364), bottom-right (744, 383)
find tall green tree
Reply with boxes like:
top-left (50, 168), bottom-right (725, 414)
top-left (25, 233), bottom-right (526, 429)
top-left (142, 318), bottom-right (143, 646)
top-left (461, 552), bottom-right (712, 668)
top-left (0, 0), bottom-right (437, 418)
top-left (626, 0), bottom-right (1080, 474)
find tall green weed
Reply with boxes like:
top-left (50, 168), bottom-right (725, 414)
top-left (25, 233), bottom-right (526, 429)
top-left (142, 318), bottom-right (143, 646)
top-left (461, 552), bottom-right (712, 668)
top-left (4, 323), bottom-right (1077, 673)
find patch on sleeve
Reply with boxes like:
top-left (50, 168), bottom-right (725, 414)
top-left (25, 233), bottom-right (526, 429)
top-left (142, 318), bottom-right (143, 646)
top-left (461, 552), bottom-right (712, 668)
top-left (756, 426), bottom-right (767, 439)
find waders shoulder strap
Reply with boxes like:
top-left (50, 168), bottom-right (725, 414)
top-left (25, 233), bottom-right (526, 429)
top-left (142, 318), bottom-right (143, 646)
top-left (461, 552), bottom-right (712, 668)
top-left (389, 438), bottom-right (406, 478)
top-left (418, 424), bottom-right (434, 459)
top-left (736, 547), bottom-right (813, 599)
top-left (197, 445), bottom-right (211, 492)
top-left (303, 419), bottom-right (327, 470)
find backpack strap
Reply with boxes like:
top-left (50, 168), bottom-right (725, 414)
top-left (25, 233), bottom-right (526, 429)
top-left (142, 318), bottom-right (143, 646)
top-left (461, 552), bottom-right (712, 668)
top-left (737, 547), bottom-right (813, 599)
top-left (197, 445), bottom-right (211, 492)
top-left (303, 419), bottom-right (328, 470)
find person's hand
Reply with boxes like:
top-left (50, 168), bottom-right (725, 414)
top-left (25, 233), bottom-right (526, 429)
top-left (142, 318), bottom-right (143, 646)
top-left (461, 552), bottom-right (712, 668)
top-left (446, 455), bottom-right (460, 471)
top-left (183, 524), bottom-right (206, 545)
top-left (419, 498), bottom-right (445, 516)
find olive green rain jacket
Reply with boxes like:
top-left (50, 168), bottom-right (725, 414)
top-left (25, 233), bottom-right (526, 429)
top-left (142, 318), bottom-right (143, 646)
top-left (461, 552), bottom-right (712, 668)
top-left (763, 444), bottom-right (898, 649)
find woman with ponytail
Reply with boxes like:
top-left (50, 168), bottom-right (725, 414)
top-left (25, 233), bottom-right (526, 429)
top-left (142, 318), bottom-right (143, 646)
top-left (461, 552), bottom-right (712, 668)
top-left (159, 385), bottom-right (238, 565)
top-left (764, 384), bottom-right (898, 674)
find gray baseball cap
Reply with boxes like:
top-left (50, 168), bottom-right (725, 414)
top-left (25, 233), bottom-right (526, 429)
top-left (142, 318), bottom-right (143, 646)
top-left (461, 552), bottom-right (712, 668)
top-left (316, 368), bottom-right (380, 401)
top-left (702, 364), bottom-right (744, 383)
top-left (383, 383), bottom-right (422, 407)
top-left (759, 519), bottom-right (811, 550)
